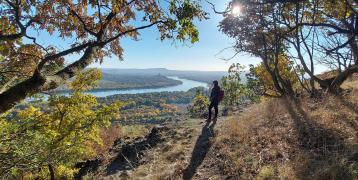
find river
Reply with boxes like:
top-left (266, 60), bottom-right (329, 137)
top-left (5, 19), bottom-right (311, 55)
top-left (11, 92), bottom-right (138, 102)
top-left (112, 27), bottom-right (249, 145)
top-left (53, 76), bottom-right (208, 97)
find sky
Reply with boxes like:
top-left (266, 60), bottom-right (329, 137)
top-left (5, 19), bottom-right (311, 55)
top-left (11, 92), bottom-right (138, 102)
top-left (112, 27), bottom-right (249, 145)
top-left (85, 0), bottom-right (261, 72)
top-left (23, 0), bottom-right (331, 73)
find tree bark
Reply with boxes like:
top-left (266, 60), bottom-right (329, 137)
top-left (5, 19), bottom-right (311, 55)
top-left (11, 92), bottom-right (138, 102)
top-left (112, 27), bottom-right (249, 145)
top-left (0, 75), bottom-right (17, 94)
top-left (349, 38), bottom-right (358, 65)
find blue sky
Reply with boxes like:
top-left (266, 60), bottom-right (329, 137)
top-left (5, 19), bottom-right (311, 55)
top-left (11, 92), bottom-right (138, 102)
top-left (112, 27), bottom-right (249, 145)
top-left (86, 0), bottom-right (261, 72)
top-left (24, 1), bottom-right (330, 73)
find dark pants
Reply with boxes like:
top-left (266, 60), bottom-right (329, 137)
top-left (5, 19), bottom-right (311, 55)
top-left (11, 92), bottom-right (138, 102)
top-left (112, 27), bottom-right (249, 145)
top-left (208, 100), bottom-right (219, 119)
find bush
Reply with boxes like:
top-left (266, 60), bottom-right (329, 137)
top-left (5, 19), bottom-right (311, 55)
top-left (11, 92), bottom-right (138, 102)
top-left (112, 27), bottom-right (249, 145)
top-left (0, 69), bottom-right (122, 179)
top-left (187, 89), bottom-right (209, 118)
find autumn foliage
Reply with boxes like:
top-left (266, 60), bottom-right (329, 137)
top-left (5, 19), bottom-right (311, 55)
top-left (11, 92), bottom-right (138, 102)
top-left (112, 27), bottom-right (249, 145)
top-left (0, 69), bottom-right (122, 179)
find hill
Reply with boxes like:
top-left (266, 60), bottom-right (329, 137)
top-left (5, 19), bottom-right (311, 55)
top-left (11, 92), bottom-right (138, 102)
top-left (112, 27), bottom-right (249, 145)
top-left (101, 68), bottom-right (228, 84)
top-left (75, 79), bottom-right (358, 179)
top-left (54, 74), bottom-right (183, 91)
top-left (99, 73), bottom-right (182, 90)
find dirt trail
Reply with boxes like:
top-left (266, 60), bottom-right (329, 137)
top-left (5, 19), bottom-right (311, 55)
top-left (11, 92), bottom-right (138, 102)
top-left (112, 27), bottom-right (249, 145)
top-left (182, 119), bottom-right (217, 180)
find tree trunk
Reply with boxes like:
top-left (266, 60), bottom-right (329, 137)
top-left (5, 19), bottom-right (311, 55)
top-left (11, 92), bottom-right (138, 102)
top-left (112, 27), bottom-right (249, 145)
top-left (0, 75), bottom-right (18, 94)
top-left (0, 46), bottom-right (97, 114)
top-left (329, 65), bottom-right (358, 93)
top-left (48, 164), bottom-right (55, 180)
top-left (274, 65), bottom-right (295, 97)
top-left (261, 56), bottom-right (285, 96)
top-left (0, 74), bottom-right (48, 113)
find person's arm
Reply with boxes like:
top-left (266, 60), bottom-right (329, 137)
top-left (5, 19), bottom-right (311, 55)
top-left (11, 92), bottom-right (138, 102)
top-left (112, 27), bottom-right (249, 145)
top-left (210, 88), bottom-right (213, 100)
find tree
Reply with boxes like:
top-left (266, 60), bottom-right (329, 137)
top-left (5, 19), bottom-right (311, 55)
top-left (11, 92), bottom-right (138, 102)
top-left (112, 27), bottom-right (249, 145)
top-left (253, 54), bottom-right (300, 97)
top-left (220, 0), bottom-right (358, 95)
top-left (0, 69), bottom-right (122, 179)
top-left (220, 0), bottom-right (297, 96)
top-left (277, 0), bottom-right (358, 92)
top-left (0, 0), bottom-right (207, 113)
top-left (245, 64), bottom-right (265, 101)
top-left (221, 63), bottom-right (247, 107)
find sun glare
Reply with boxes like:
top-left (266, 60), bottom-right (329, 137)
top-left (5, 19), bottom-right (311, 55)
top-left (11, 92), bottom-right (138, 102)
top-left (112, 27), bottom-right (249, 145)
top-left (231, 5), bottom-right (241, 16)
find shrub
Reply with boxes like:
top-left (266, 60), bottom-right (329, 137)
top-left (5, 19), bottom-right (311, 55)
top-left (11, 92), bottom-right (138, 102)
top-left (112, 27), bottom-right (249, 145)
top-left (187, 89), bottom-right (209, 118)
top-left (0, 69), bottom-right (122, 179)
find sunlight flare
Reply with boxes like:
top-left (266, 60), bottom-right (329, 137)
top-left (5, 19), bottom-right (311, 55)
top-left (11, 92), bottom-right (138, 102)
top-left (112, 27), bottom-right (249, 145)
top-left (231, 4), bottom-right (242, 16)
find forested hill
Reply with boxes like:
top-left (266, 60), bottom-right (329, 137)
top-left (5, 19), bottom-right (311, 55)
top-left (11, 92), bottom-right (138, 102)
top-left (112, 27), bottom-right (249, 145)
top-left (101, 68), bottom-right (228, 84)
top-left (99, 73), bottom-right (183, 90)
top-left (53, 74), bottom-right (182, 91)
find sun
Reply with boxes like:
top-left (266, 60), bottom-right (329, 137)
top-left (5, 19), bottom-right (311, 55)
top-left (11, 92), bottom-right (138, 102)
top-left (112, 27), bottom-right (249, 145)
top-left (231, 5), bottom-right (241, 16)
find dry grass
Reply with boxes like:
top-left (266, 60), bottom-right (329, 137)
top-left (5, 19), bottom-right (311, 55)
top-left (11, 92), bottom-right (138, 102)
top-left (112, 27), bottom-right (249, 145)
top-left (210, 91), bottom-right (358, 179)
top-left (119, 122), bottom-right (198, 180)
top-left (90, 125), bottom-right (122, 157)
top-left (91, 124), bottom-right (150, 158)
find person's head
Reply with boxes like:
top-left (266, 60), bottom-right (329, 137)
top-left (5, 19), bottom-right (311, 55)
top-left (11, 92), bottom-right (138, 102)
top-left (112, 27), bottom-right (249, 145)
top-left (213, 80), bottom-right (218, 87)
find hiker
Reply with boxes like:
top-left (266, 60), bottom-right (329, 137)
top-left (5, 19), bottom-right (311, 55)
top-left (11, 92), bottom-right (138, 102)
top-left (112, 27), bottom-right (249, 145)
top-left (207, 80), bottom-right (223, 121)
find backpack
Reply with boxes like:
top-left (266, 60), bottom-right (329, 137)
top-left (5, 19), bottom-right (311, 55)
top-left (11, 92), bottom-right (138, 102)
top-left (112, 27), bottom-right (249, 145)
top-left (219, 89), bottom-right (224, 102)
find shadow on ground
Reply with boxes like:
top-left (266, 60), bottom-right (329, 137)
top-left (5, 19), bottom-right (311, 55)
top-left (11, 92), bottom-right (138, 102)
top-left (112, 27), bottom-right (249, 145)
top-left (182, 119), bottom-right (217, 180)
top-left (284, 98), bottom-right (357, 179)
top-left (74, 126), bottom-right (166, 179)
top-left (336, 95), bottom-right (358, 133)
top-left (105, 127), bottom-right (165, 175)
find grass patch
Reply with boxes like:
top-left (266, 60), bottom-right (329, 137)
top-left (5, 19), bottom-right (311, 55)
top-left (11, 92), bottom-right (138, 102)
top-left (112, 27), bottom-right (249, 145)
top-left (210, 93), bottom-right (358, 179)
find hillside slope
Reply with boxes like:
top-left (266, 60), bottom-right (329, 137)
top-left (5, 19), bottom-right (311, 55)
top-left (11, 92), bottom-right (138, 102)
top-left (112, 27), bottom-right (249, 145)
top-left (77, 83), bottom-right (358, 179)
top-left (204, 95), bottom-right (358, 179)
top-left (200, 79), bottom-right (358, 179)
top-left (76, 119), bottom-right (207, 179)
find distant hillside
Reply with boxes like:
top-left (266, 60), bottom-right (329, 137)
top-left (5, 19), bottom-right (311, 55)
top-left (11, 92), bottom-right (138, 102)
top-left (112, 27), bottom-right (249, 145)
top-left (55, 74), bottom-right (182, 91)
top-left (99, 73), bottom-right (182, 90)
top-left (101, 68), bottom-right (228, 84)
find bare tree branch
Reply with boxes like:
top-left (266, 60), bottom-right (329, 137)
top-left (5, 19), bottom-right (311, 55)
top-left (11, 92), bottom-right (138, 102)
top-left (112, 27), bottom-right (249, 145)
top-left (205, 0), bottom-right (230, 14)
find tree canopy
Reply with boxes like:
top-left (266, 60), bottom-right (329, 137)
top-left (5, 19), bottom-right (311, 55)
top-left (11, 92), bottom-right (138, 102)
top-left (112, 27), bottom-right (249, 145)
top-left (0, 0), bottom-right (207, 113)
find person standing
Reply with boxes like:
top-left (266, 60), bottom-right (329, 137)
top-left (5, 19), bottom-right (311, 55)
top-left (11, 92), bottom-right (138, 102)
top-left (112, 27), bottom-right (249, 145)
top-left (207, 80), bottom-right (221, 121)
